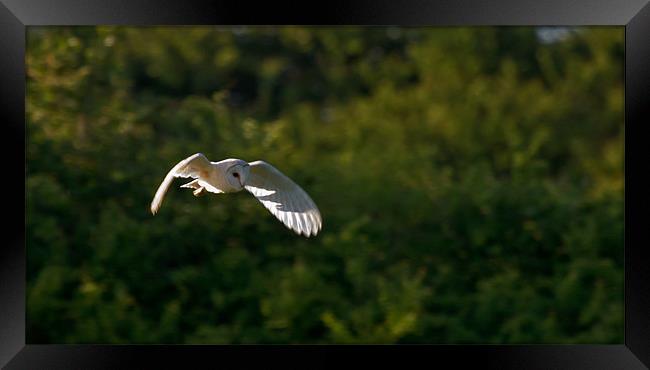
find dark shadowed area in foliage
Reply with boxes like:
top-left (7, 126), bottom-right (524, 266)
top-left (26, 26), bottom-right (623, 344)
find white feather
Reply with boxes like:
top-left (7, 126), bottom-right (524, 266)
top-left (151, 154), bottom-right (322, 238)
top-left (150, 153), bottom-right (214, 215)
top-left (245, 160), bottom-right (322, 237)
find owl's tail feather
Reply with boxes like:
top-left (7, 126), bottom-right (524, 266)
top-left (180, 179), bottom-right (201, 189)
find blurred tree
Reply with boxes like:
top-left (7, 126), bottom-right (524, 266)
top-left (26, 26), bottom-right (623, 344)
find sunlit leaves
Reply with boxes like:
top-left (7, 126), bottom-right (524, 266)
top-left (26, 26), bottom-right (623, 344)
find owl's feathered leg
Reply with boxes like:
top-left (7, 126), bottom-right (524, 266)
top-left (193, 187), bottom-right (207, 197)
top-left (180, 179), bottom-right (207, 197)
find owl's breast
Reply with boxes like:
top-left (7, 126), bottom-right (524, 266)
top-left (206, 168), bottom-right (239, 193)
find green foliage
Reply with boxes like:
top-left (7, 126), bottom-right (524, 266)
top-left (26, 26), bottom-right (623, 344)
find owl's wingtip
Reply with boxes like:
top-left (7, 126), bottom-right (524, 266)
top-left (303, 226), bottom-right (321, 238)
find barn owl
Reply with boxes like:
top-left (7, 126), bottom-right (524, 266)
top-left (150, 153), bottom-right (322, 237)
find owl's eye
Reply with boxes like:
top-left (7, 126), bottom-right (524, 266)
top-left (233, 173), bottom-right (239, 178)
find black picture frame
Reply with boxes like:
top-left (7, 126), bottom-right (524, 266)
top-left (2, 0), bottom-right (649, 368)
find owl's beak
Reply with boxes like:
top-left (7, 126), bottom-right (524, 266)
top-left (240, 164), bottom-right (250, 187)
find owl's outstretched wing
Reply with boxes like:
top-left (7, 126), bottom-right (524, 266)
top-left (245, 161), bottom-right (322, 237)
top-left (151, 153), bottom-right (213, 215)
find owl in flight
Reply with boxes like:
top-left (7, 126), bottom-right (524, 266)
top-left (150, 153), bottom-right (322, 237)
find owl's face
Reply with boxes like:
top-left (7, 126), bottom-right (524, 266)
top-left (226, 161), bottom-right (250, 190)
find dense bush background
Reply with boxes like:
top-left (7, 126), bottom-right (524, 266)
top-left (26, 26), bottom-right (623, 344)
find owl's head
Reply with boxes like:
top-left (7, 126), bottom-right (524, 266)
top-left (225, 159), bottom-right (250, 190)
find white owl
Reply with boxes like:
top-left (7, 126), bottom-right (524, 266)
top-left (151, 153), bottom-right (322, 237)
